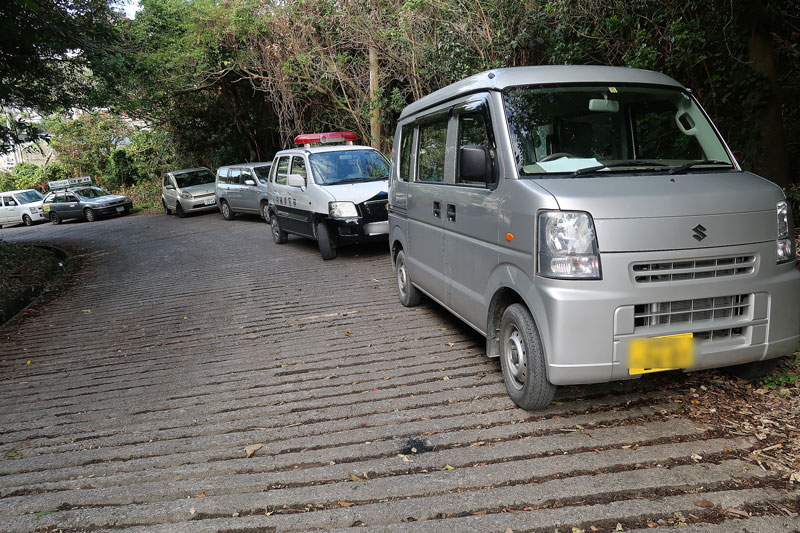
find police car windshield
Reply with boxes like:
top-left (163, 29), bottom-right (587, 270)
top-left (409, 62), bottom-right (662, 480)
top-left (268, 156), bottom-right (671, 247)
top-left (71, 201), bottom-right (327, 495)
top-left (309, 150), bottom-right (389, 185)
top-left (175, 169), bottom-right (215, 188)
top-left (14, 190), bottom-right (43, 204)
top-left (74, 187), bottom-right (110, 199)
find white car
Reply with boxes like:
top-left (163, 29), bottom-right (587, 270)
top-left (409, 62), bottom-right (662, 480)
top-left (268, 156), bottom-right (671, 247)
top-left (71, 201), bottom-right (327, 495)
top-left (0, 189), bottom-right (46, 227)
top-left (266, 132), bottom-right (390, 260)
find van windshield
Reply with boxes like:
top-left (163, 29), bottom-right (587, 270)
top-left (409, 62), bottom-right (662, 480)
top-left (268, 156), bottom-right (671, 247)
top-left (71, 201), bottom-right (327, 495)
top-left (503, 85), bottom-right (733, 177)
top-left (13, 190), bottom-right (43, 204)
top-left (309, 150), bottom-right (389, 185)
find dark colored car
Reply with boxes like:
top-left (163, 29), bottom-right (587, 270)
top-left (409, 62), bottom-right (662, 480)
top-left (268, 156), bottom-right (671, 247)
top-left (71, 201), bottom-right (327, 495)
top-left (42, 186), bottom-right (133, 224)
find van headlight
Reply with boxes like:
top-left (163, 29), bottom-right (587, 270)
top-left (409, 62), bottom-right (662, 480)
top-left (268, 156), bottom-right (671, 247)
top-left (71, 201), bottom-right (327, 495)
top-left (329, 201), bottom-right (358, 218)
top-left (537, 210), bottom-right (602, 279)
top-left (777, 200), bottom-right (795, 264)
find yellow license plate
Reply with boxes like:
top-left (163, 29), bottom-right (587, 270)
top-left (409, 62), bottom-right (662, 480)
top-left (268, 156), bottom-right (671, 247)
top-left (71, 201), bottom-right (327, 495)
top-left (627, 333), bottom-right (695, 375)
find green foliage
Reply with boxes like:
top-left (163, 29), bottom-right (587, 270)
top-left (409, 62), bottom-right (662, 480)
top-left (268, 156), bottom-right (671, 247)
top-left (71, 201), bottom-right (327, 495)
top-left (10, 163), bottom-right (43, 190)
top-left (107, 149), bottom-right (140, 190)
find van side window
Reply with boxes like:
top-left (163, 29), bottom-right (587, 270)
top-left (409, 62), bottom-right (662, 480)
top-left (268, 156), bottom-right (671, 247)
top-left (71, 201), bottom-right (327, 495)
top-left (417, 117), bottom-right (448, 183)
top-left (241, 169), bottom-right (254, 184)
top-left (399, 125), bottom-right (414, 181)
top-left (275, 157), bottom-right (289, 185)
top-left (457, 111), bottom-right (494, 185)
top-left (229, 168), bottom-right (241, 185)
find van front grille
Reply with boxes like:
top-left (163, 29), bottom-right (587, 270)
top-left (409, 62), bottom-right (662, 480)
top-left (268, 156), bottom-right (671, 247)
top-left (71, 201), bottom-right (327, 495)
top-left (634, 294), bottom-right (750, 329)
top-left (360, 200), bottom-right (388, 221)
top-left (693, 327), bottom-right (745, 342)
top-left (632, 255), bottom-right (755, 283)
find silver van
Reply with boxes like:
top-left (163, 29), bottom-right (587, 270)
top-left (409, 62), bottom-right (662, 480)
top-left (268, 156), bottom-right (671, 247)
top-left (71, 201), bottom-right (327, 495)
top-left (0, 189), bottom-right (45, 227)
top-left (215, 162), bottom-right (272, 221)
top-left (389, 66), bottom-right (800, 410)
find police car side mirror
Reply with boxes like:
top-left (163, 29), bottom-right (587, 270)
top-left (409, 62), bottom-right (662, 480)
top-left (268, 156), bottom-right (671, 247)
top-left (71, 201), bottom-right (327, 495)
top-left (459, 145), bottom-right (493, 184)
top-left (287, 173), bottom-right (306, 191)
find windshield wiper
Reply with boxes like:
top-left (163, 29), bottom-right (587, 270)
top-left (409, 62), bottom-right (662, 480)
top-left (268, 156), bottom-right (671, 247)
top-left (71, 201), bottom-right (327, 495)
top-left (568, 160), bottom-right (668, 178)
top-left (668, 160), bottom-right (733, 175)
top-left (332, 176), bottom-right (383, 184)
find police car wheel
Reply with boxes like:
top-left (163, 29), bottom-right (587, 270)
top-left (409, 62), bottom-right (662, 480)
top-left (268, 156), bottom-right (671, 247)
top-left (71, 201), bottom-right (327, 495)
top-left (270, 214), bottom-right (287, 244)
top-left (316, 222), bottom-right (337, 260)
top-left (23, 215), bottom-right (33, 226)
top-left (176, 202), bottom-right (187, 218)
top-left (262, 203), bottom-right (269, 221)
top-left (396, 250), bottom-right (422, 307)
top-left (84, 208), bottom-right (96, 222)
top-left (499, 303), bottom-right (556, 410)
top-left (221, 200), bottom-right (234, 221)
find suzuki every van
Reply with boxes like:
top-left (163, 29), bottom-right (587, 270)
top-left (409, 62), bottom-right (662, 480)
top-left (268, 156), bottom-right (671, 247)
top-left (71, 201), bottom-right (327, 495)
top-left (389, 66), bottom-right (800, 410)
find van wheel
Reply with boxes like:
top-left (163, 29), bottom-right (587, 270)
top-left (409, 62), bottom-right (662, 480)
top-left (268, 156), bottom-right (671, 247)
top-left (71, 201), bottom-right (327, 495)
top-left (163, 200), bottom-right (172, 215)
top-left (722, 358), bottom-right (780, 380)
top-left (22, 215), bottom-right (33, 226)
top-left (499, 304), bottom-right (556, 410)
top-left (396, 250), bottom-right (422, 307)
top-left (50, 212), bottom-right (62, 225)
top-left (84, 208), bottom-right (96, 222)
top-left (270, 214), bottom-right (287, 244)
top-left (316, 221), bottom-right (337, 260)
top-left (176, 201), bottom-right (186, 218)
top-left (221, 200), bottom-right (235, 220)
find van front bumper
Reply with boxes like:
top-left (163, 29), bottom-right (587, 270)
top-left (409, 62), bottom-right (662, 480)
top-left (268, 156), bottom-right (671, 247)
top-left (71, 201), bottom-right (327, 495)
top-left (327, 217), bottom-right (389, 242)
top-left (530, 243), bottom-right (800, 386)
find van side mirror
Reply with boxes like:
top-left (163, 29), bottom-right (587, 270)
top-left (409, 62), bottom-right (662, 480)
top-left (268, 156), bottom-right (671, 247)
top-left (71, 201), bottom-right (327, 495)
top-left (244, 179), bottom-right (256, 186)
top-left (459, 145), bottom-right (493, 184)
top-left (165, 184), bottom-right (175, 190)
top-left (287, 173), bottom-right (306, 190)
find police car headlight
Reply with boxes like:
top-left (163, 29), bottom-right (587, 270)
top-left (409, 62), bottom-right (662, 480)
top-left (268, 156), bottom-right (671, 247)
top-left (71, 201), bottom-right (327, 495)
top-left (180, 192), bottom-right (193, 199)
top-left (537, 210), bottom-right (601, 279)
top-left (329, 201), bottom-right (358, 218)
top-left (777, 200), bottom-right (795, 264)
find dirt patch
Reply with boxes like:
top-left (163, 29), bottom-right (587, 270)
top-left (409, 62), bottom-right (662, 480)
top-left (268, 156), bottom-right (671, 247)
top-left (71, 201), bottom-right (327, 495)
top-left (0, 243), bottom-right (70, 325)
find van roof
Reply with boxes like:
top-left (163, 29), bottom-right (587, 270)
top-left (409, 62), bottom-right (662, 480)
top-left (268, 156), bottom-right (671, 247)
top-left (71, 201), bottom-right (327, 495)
top-left (216, 162), bottom-right (272, 173)
top-left (399, 65), bottom-right (684, 120)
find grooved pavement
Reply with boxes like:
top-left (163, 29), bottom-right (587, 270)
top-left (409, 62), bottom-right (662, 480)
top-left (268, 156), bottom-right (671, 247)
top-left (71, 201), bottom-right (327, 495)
top-left (0, 213), bottom-right (798, 532)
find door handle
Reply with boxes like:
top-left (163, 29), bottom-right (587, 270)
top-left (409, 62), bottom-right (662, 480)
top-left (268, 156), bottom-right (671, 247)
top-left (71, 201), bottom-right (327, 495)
top-left (433, 201), bottom-right (441, 218)
top-left (446, 204), bottom-right (456, 222)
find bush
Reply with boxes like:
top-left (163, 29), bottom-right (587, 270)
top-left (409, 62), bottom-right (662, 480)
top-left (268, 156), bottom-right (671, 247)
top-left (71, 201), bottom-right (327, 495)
top-left (10, 162), bottom-right (42, 190)
top-left (107, 149), bottom-right (140, 190)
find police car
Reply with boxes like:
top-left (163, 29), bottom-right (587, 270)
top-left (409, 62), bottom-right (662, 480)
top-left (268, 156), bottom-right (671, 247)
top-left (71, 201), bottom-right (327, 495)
top-left (267, 132), bottom-right (390, 260)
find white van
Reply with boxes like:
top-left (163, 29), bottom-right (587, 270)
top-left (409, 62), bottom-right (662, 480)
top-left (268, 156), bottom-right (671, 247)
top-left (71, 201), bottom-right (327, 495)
top-left (267, 132), bottom-right (390, 260)
top-left (389, 66), bottom-right (800, 410)
top-left (0, 189), bottom-right (45, 227)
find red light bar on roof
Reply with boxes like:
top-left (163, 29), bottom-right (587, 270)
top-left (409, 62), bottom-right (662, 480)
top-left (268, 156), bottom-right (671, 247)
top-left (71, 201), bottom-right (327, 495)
top-left (294, 132), bottom-right (358, 146)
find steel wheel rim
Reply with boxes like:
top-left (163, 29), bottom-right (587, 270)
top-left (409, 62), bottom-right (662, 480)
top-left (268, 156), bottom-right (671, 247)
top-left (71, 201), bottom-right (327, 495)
top-left (271, 217), bottom-right (280, 241)
top-left (397, 259), bottom-right (408, 299)
top-left (503, 325), bottom-right (527, 389)
top-left (222, 203), bottom-right (229, 218)
top-left (263, 205), bottom-right (268, 220)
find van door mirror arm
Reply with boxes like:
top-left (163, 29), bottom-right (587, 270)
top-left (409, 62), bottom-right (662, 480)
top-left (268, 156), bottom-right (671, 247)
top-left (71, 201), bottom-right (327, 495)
top-left (458, 145), bottom-right (494, 184)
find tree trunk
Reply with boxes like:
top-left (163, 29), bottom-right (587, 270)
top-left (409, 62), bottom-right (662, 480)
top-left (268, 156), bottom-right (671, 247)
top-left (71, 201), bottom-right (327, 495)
top-left (369, 45), bottom-right (380, 150)
top-left (738, 0), bottom-right (791, 187)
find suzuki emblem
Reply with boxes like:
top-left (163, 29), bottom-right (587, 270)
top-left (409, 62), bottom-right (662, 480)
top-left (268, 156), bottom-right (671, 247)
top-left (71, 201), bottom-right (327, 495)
top-left (692, 224), bottom-right (708, 241)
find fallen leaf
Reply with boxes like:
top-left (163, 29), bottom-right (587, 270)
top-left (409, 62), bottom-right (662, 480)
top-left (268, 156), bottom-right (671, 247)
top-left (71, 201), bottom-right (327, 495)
top-left (572, 528), bottom-right (584, 533)
top-left (194, 492), bottom-right (205, 498)
top-left (694, 500), bottom-right (714, 508)
top-left (472, 510), bottom-right (487, 516)
top-left (82, 309), bottom-right (91, 313)
top-left (244, 443), bottom-right (263, 458)
top-left (442, 376), bottom-right (450, 381)
top-left (790, 471), bottom-right (800, 484)
top-left (443, 464), bottom-right (454, 470)
top-left (691, 399), bottom-right (700, 405)
top-left (349, 474), bottom-right (362, 482)
top-left (505, 529), bottom-right (514, 533)
top-left (616, 524), bottom-right (624, 531)
top-left (447, 342), bottom-right (455, 347)
top-left (691, 453), bottom-right (703, 461)
top-left (338, 501), bottom-right (355, 507)
top-left (345, 331), bottom-right (352, 337)
top-left (397, 454), bottom-right (412, 462)
top-left (725, 507), bottom-right (749, 518)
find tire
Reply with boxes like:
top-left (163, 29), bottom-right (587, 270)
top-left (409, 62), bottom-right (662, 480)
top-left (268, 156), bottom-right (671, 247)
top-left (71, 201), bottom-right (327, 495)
top-left (499, 303), bottom-right (556, 410)
top-left (722, 358), bottom-right (780, 380)
top-left (316, 221), bottom-right (337, 260)
top-left (22, 214), bottom-right (32, 226)
top-left (175, 201), bottom-right (186, 218)
top-left (270, 213), bottom-right (287, 244)
top-left (221, 200), bottom-right (235, 220)
top-left (395, 250), bottom-right (422, 307)
top-left (262, 203), bottom-right (269, 222)
top-left (163, 200), bottom-right (172, 216)
top-left (50, 212), bottom-right (62, 225)
top-left (84, 208), bottom-right (96, 222)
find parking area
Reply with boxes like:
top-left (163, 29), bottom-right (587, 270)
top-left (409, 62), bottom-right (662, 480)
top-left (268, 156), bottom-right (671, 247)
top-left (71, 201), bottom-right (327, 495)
top-left (0, 213), bottom-right (798, 532)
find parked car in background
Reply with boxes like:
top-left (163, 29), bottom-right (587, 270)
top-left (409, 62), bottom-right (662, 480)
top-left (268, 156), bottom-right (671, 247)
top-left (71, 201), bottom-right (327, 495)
top-left (0, 189), bottom-right (45, 227)
top-left (162, 168), bottom-right (217, 218)
top-left (215, 162), bottom-right (272, 221)
top-left (42, 186), bottom-right (132, 224)
top-left (389, 65), bottom-right (800, 410)
top-left (267, 132), bottom-right (390, 260)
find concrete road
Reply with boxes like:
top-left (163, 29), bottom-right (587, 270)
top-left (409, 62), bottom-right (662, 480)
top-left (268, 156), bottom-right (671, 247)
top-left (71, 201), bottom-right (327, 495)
top-left (0, 212), bottom-right (797, 532)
